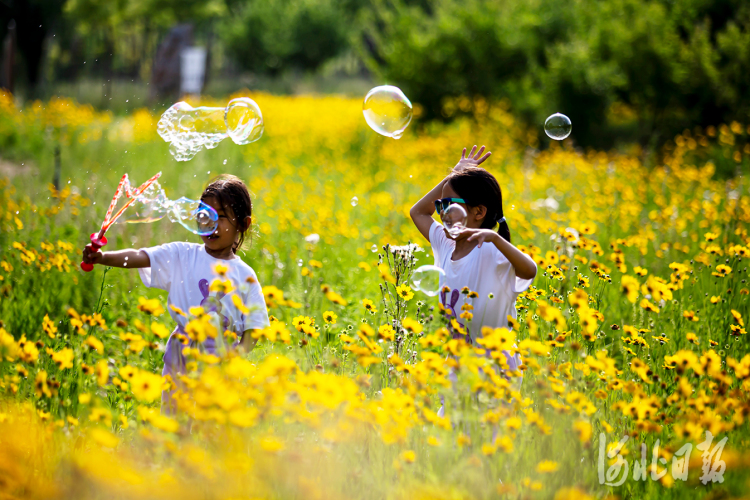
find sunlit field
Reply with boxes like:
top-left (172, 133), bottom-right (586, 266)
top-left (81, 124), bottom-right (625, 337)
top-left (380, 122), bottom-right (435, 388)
top-left (1, 90), bottom-right (750, 499)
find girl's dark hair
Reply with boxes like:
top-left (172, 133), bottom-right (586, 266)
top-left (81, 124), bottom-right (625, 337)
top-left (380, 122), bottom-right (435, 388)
top-left (447, 167), bottom-right (511, 242)
top-left (201, 174), bottom-right (252, 253)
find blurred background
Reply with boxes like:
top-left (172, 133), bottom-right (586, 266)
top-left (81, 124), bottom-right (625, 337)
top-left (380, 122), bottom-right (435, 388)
top-left (1, 0), bottom-right (749, 151)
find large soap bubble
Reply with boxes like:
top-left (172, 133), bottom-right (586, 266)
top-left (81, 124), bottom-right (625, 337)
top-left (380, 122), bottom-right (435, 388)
top-left (158, 97), bottom-right (264, 161)
top-left (441, 203), bottom-right (468, 238)
top-left (363, 85), bottom-right (413, 139)
top-left (544, 113), bottom-right (572, 140)
top-left (412, 265), bottom-right (446, 297)
top-left (115, 179), bottom-right (218, 236)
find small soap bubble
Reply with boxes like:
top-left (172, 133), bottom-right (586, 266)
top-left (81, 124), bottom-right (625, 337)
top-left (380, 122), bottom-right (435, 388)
top-left (441, 204), bottom-right (468, 238)
top-left (225, 97), bottom-right (264, 145)
top-left (363, 85), bottom-right (413, 139)
top-left (371, 244), bottom-right (378, 252)
top-left (351, 196), bottom-right (358, 207)
top-left (168, 198), bottom-right (219, 236)
top-left (223, 159), bottom-right (227, 165)
top-left (297, 259), bottom-right (303, 267)
top-left (412, 265), bottom-right (446, 297)
top-left (544, 113), bottom-right (572, 140)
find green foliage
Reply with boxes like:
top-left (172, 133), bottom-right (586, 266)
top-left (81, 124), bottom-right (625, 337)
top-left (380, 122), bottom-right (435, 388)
top-left (360, 0), bottom-right (750, 148)
top-left (220, 0), bottom-right (358, 74)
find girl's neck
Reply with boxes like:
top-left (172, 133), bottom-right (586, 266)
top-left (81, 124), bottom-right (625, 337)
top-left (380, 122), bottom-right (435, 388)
top-left (204, 244), bottom-right (236, 260)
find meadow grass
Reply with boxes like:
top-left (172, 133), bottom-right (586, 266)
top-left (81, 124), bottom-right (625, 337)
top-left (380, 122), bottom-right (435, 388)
top-left (0, 90), bottom-right (749, 499)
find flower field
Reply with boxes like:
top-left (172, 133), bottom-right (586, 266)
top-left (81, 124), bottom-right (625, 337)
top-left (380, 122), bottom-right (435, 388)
top-left (1, 90), bottom-right (750, 499)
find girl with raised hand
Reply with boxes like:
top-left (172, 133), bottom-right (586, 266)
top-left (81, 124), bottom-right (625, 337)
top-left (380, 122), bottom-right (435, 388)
top-left (409, 145), bottom-right (537, 410)
top-left (82, 174), bottom-right (270, 412)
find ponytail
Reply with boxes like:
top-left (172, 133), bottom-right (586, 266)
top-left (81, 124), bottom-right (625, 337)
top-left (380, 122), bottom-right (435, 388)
top-left (496, 216), bottom-right (512, 243)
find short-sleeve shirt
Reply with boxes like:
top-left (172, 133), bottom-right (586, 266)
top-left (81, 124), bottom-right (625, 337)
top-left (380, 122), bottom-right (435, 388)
top-left (138, 242), bottom-right (270, 334)
top-left (429, 220), bottom-right (534, 343)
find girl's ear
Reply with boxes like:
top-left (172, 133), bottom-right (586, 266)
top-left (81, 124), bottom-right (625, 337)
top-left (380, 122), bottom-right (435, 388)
top-left (242, 216), bottom-right (252, 232)
top-left (473, 205), bottom-right (488, 223)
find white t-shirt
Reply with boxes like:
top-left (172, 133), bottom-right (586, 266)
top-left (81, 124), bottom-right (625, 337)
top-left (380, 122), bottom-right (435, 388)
top-left (429, 221), bottom-right (535, 343)
top-left (138, 242), bottom-right (270, 335)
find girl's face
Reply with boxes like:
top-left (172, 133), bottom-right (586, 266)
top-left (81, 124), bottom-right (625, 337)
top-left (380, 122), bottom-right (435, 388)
top-left (441, 182), bottom-right (486, 229)
top-left (200, 197), bottom-right (245, 254)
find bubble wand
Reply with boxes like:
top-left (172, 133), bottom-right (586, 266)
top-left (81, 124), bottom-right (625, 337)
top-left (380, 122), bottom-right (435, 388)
top-left (80, 172), bottom-right (162, 272)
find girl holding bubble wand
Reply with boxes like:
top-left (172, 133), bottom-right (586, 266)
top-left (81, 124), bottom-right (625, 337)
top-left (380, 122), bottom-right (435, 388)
top-left (82, 174), bottom-right (270, 413)
top-left (409, 145), bottom-right (537, 415)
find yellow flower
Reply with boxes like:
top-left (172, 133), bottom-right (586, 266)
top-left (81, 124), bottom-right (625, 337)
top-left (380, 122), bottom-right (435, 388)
top-left (51, 348), bottom-right (74, 370)
top-left (537, 460), bottom-right (559, 473)
top-left (130, 370), bottom-right (164, 402)
top-left (399, 450), bottom-right (416, 463)
top-left (42, 314), bottom-right (57, 339)
top-left (362, 299), bottom-right (378, 314)
top-left (150, 322), bottom-right (171, 339)
top-left (260, 435), bottom-right (285, 453)
top-left (34, 370), bottom-right (51, 398)
top-left (323, 311), bottom-right (338, 324)
top-left (395, 284), bottom-right (414, 301)
top-left (85, 335), bottom-right (104, 353)
top-left (137, 297), bottom-right (165, 316)
top-left (232, 294), bottom-right (250, 314)
top-left (95, 359), bottom-right (109, 386)
top-left (378, 325), bottom-right (395, 341)
top-left (213, 262), bottom-right (229, 276)
top-left (403, 317), bottom-right (423, 334)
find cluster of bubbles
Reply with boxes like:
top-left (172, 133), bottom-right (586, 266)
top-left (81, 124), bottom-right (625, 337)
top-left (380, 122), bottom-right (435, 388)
top-left (362, 85), bottom-right (413, 139)
top-left (158, 97), bottom-right (264, 161)
top-left (441, 204), bottom-right (468, 238)
top-left (544, 113), bottom-right (572, 140)
top-left (117, 179), bottom-right (219, 236)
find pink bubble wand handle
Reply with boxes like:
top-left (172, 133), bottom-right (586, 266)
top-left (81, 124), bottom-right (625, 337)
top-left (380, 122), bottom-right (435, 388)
top-left (80, 231), bottom-right (108, 272)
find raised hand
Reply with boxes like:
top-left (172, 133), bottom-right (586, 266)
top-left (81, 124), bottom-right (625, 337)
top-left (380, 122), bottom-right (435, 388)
top-left (453, 145), bottom-right (492, 172)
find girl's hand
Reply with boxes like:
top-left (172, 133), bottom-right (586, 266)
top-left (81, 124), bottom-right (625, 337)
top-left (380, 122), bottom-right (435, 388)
top-left (448, 226), bottom-right (498, 248)
top-left (82, 244), bottom-right (104, 266)
top-left (453, 145), bottom-right (492, 172)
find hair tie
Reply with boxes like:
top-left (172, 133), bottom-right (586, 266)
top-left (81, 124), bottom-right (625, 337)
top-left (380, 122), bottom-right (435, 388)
top-left (497, 216), bottom-right (506, 224)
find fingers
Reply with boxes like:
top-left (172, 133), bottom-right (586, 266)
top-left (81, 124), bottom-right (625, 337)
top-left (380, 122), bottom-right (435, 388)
top-left (461, 147), bottom-right (466, 160)
top-left (473, 146), bottom-right (485, 160)
top-left (476, 151), bottom-right (492, 164)
top-left (468, 145), bottom-right (477, 158)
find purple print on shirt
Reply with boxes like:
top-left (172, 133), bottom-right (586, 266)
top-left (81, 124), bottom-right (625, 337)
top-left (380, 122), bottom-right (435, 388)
top-left (198, 278), bottom-right (229, 330)
top-left (440, 287), bottom-right (471, 344)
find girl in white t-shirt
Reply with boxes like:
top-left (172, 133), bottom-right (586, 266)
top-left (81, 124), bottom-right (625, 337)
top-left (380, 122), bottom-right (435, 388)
top-left (409, 146), bottom-right (537, 407)
top-left (82, 174), bottom-right (270, 411)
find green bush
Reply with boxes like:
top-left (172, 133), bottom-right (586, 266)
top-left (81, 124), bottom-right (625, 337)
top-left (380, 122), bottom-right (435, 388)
top-left (359, 0), bottom-right (750, 149)
top-left (221, 0), bottom-right (358, 74)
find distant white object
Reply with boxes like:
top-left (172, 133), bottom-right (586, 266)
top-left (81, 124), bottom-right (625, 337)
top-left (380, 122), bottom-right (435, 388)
top-left (180, 47), bottom-right (206, 95)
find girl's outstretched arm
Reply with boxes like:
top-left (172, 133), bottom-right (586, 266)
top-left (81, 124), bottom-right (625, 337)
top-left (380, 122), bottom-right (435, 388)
top-left (409, 145), bottom-right (492, 241)
top-left (82, 245), bottom-right (150, 268)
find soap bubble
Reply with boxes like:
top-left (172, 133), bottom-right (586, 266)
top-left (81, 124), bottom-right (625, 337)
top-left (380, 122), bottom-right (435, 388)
top-left (117, 180), bottom-right (169, 224)
top-left (412, 265), bottom-right (446, 297)
top-left (168, 198), bottom-right (218, 236)
top-left (116, 179), bottom-right (218, 236)
top-left (363, 85), bottom-right (413, 139)
top-left (441, 204), bottom-right (467, 238)
top-left (544, 113), bottom-right (572, 140)
top-left (158, 97), bottom-right (264, 161)
top-left (371, 244), bottom-right (378, 252)
top-left (225, 97), bottom-right (264, 145)
top-left (351, 196), bottom-right (358, 207)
